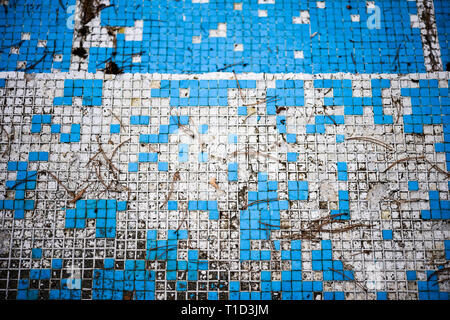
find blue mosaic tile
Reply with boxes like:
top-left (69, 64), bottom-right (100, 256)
top-left (0, 0), bottom-right (75, 73)
top-left (65, 200), bottom-right (127, 238)
top-left (0, 0), bottom-right (449, 302)
top-left (434, 0), bottom-right (450, 70)
top-left (84, 0), bottom-right (427, 74)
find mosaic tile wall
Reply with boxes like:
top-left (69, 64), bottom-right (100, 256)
top-left (0, 0), bottom-right (449, 300)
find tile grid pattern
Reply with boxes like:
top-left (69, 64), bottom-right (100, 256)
top-left (0, 0), bottom-right (448, 300)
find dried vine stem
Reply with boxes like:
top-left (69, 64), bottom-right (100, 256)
top-left (68, 185), bottom-right (90, 204)
top-left (382, 156), bottom-right (450, 178)
top-left (283, 213), bottom-right (370, 240)
top-left (40, 170), bottom-right (76, 198)
top-left (229, 150), bottom-right (280, 163)
top-left (160, 170), bottom-right (181, 209)
top-left (346, 136), bottom-right (394, 150)
top-left (259, 220), bottom-right (290, 229)
top-left (97, 136), bottom-right (120, 178)
top-left (383, 156), bottom-right (426, 173)
top-left (427, 267), bottom-right (450, 281)
top-left (0, 124), bottom-right (14, 157)
top-left (175, 211), bottom-right (189, 232)
top-left (424, 159), bottom-right (450, 178)
top-left (233, 70), bottom-right (245, 102)
top-left (328, 267), bottom-right (368, 292)
top-left (242, 96), bottom-right (279, 107)
top-left (241, 198), bottom-right (279, 210)
top-left (110, 138), bottom-right (131, 159)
